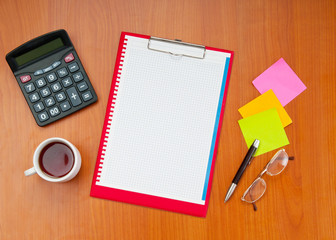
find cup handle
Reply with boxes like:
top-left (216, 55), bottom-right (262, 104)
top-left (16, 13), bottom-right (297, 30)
top-left (24, 167), bottom-right (36, 176)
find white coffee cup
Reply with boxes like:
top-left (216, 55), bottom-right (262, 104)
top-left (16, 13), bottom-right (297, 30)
top-left (24, 137), bottom-right (81, 182)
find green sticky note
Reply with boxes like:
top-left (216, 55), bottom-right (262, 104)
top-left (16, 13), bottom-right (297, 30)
top-left (238, 108), bottom-right (289, 156)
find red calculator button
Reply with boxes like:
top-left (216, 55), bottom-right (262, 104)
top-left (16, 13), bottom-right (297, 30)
top-left (20, 75), bottom-right (31, 83)
top-left (64, 53), bottom-right (75, 63)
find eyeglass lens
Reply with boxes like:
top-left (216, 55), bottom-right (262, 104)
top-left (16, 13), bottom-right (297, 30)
top-left (242, 178), bottom-right (266, 203)
top-left (266, 150), bottom-right (288, 176)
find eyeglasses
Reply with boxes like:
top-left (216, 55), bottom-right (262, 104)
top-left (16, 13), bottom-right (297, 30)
top-left (241, 149), bottom-right (294, 211)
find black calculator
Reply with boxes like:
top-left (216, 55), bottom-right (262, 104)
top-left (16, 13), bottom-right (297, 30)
top-left (6, 29), bottom-right (97, 126)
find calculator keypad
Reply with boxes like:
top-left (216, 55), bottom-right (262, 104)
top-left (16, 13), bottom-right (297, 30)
top-left (18, 51), bottom-right (97, 126)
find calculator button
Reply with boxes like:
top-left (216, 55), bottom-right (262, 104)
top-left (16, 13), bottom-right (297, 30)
top-left (52, 61), bottom-right (61, 68)
top-left (33, 102), bottom-right (45, 112)
top-left (77, 82), bottom-right (88, 92)
top-left (44, 96), bottom-right (56, 107)
top-left (24, 83), bottom-right (35, 93)
top-left (64, 53), bottom-right (75, 63)
top-left (62, 77), bottom-right (73, 87)
top-left (55, 92), bottom-right (66, 102)
top-left (40, 87), bottom-right (51, 97)
top-left (46, 73), bottom-right (57, 83)
top-left (49, 106), bottom-right (60, 117)
top-left (34, 70), bottom-right (43, 76)
top-left (51, 82), bottom-right (62, 93)
top-left (60, 101), bottom-right (71, 112)
top-left (29, 92), bottom-right (40, 103)
top-left (35, 78), bottom-right (47, 88)
top-left (73, 72), bottom-right (84, 82)
top-left (38, 111), bottom-right (49, 122)
top-left (68, 62), bottom-right (79, 73)
top-left (43, 65), bottom-right (53, 73)
top-left (82, 91), bottom-right (93, 102)
top-left (57, 68), bottom-right (68, 78)
top-left (20, 75), bottom-right (31, 83)
top-left (66, 87), bottom-right (82, 107)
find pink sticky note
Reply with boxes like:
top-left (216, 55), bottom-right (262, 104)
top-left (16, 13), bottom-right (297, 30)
top-left (252, 58), bottom-right (306, 106)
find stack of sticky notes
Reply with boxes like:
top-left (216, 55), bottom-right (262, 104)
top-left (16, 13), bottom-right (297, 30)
top-left (238, 58), bottom-right (306, 156)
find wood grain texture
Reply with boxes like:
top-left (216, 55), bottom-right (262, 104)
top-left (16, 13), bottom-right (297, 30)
top-left (0, 0), bottom-right (335, 239)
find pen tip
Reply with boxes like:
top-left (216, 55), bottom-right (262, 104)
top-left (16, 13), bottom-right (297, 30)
top-left (224, 183), bottom-right (237, 203)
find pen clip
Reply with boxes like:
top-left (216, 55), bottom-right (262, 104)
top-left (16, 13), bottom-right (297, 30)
top-left (248, 139), bottom-right (259, 165)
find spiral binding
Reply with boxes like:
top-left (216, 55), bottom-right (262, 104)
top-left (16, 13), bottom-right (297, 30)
top-left (96, 38), bottom-right (128, 183)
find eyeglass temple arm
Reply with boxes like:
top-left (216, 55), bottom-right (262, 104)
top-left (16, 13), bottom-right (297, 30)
top-left (248, 190), bottom-right (258, 211)
top-left (252, 202), bottom-right (257, 211)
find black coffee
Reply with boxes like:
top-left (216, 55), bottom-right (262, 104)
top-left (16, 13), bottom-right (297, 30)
top-left (39, 142), bottom-right (74, 177)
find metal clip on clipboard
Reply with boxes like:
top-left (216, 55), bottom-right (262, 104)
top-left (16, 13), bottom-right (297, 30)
top-left (147, 37), bottom-right (206, 59)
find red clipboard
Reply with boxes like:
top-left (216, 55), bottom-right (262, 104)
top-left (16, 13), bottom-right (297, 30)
top-left (91, 32), bottom-right (233, 217)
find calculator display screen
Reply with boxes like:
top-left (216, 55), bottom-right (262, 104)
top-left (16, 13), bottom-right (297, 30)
top-left (15, 38), bottom-right (64, 66)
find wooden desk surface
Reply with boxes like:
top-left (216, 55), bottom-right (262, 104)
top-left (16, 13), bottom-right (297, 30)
top-left (0, 0), bottom-right (335, 239)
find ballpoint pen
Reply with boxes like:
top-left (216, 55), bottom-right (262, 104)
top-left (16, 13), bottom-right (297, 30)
top-left (224, 139), bottom-right (260, 202)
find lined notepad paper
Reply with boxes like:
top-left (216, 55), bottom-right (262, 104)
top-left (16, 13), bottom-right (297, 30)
top-left (91, 32), bottom-right (233, 216)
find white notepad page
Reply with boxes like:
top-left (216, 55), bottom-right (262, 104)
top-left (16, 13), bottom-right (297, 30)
top-left (96, 35), bottom-right (230, 204)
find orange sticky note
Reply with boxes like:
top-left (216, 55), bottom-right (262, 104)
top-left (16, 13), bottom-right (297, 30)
top-left (238, 90), bottom-right (292, 127)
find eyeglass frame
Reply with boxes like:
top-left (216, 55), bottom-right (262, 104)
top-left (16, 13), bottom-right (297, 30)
top-left (241, 149), bottom-right (294, 211)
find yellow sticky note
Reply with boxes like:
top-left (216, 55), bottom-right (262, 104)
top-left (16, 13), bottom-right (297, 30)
top-left (238, 108), bottom-right (289, 156)
top-left (238, 90), bottom-right (292, 127)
